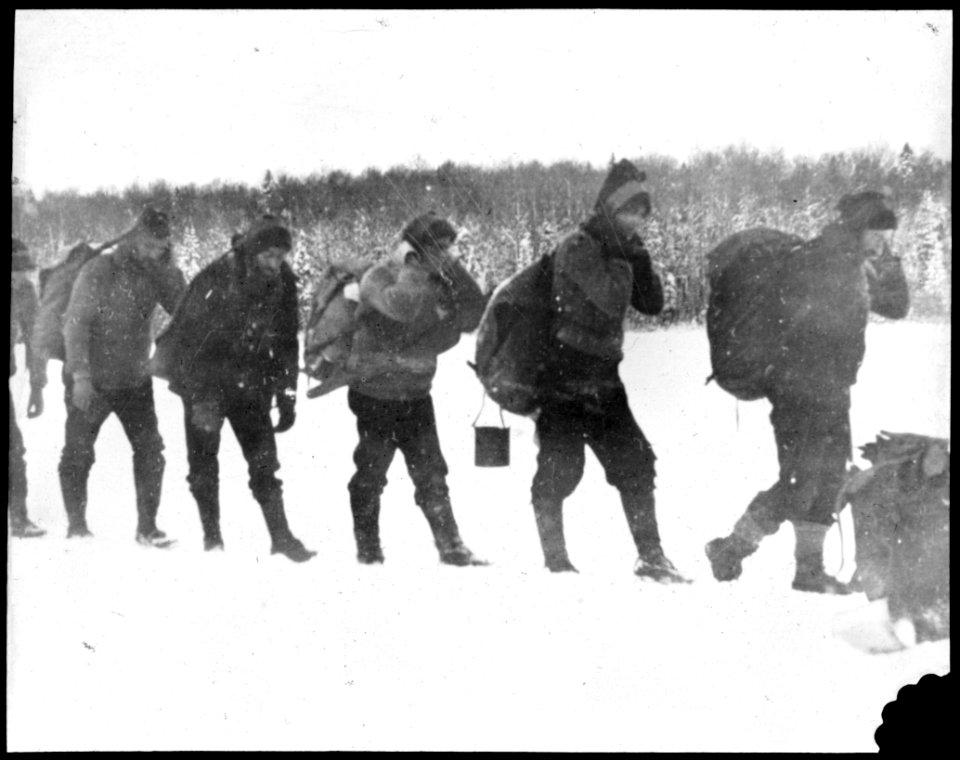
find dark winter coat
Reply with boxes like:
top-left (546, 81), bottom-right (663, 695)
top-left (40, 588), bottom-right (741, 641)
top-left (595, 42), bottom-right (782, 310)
top-left (773, 223), bottom-right (909, 401)
top-left (63, 245), bottom-right (186, 390)
top-left (349, 250), bottom-right (485, 400)
top-left (542, 218), bottom-right (663, 396)
top-left (153, 250), bottom-right (299, 405)
top-left (10, 277), bottom-right (39, 382)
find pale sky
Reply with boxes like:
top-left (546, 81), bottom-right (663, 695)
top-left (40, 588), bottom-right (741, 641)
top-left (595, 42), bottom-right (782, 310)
top-left (12, 9), bottom-right (953, 197)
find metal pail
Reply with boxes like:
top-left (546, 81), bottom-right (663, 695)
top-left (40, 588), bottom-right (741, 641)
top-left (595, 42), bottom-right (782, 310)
top-left (475, 425), bottom-right (510, 467)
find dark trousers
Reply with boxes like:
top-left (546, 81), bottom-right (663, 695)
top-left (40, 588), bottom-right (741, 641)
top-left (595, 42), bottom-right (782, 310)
top-left (9, 389), bottom-right (28, 523)
top-left (59, 376), bottom-right (165, 534)
top-left (532, 383), bottom-right (661, 555)
top-left (182, 392), bottom-right (290, 543)
top-left (747, 389), bottom-right (852, 531)
top-left (347, 389), bottom-right (459, 551)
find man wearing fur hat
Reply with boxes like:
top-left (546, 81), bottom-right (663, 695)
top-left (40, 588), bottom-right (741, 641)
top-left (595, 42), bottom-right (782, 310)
top-left (706, 191), bottom-right (909, 593)
top-left (60, 208), bottom-right (186, 546)
top-left (344, 212), bottom-right (488, 566)
top-left (152, 215), bottom-right (315, 563)
top-left (9, 238), bottom-right (46, 537)
top-left (532, 159), bottom-right (688, 582)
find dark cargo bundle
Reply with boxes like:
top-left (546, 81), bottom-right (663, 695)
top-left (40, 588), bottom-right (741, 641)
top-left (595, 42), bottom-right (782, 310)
top-left (472, 254), bottom-right (553, 415)
top-left (705, 228), bottom-right (805, 401)
top-left (842, 432), bottom-right (950, 642)
top-left (302, 255), bottom-right (376, 398)
top-left (31, 242), bottom-right (102, 364)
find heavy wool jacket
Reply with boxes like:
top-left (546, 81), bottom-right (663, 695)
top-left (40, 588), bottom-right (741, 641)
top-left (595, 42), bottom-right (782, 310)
top-left (541, 220), bottom-right (663, 398)
top-left (153, 251), bottom-right (300, 405)
top-left (551, 221), bottom-right (663, 362)
top-left (773, 223), bottom-right (909, 401)
top-left (63, 246), bottom-right (186, 389)
top-left (349, 251), bottom-right (485, 400)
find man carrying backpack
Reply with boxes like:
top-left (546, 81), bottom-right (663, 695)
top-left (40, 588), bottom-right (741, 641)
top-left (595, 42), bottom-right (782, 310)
top-left (530, 159), bottom-right (688, 582)
top-left (705, 191), bottom-right (910, 593)
top-left (345, 212), bottom-right (488, 566)
top-left (152, 216), bottom-right (315, 563)
top-left (9, 238), bottom-right (46, 538)
top-left (60, 208), bottom-right (186, 546)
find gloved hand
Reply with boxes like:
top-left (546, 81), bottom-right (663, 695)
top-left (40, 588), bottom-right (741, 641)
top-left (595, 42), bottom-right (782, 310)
top-left (191, 399), bottom-right (223, 433)
top-left (274, 390), bottom-right (296, 433)
top-left (622, 237), bottom-right (654, 273)
top-left (71, 376), bottom-right (99, 414)
top-left (27, 386), bottom-right (44, 418)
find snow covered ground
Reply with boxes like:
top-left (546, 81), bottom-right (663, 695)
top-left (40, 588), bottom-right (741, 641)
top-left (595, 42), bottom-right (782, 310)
top-left (7, 320), bottom-right (950, 752)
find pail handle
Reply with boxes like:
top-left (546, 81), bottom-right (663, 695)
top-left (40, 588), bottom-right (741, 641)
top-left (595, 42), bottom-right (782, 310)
top-left (472, 389), bottom-right (506, 429)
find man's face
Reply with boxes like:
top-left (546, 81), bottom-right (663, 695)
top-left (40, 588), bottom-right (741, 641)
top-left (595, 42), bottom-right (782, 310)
top-left (254, 246), bottom-right (290, 279)
top-left (612, 207), bottom-right (648, 239)
top-left (860, 229), bottom-right (895, 257)
top-left (136, 233), bottom-right (172, 263)
top-left (423, 236), bottom-right (459, 268)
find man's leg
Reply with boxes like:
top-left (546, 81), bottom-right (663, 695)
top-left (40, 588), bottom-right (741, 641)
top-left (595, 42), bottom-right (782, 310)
top-left (790, 399), bottom-right (853, 594)
top-left (399, 395), bottom-right (486, 566)
top-left (59, 375), bottom-right (110, 537)
top-left (228, 393), bottom-right (314, 563)
top-left (183, 398), bottom-right (225, 550)
top-left (346, 389), bottom-right (397, 564)
top-left (589, 393), bottom-right (688, 582)
top-left (110, 381), bottom-right (170, 545)
top-left (9, 389), bottom-right (44, 537)
top-left (531, 401), bottom-right (586, 572)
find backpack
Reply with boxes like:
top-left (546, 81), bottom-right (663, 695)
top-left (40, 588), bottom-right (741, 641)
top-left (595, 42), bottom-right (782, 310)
top-left (471, 253), bottom-right (554, 415)
top-left (32, 242), bottom-right (102, 364)
top-left (302, 255), bottom-right (377, 398)
top-left (841, 432), bottom-right (949, 641)
top-left (705, 228), bottom-right (804, 401)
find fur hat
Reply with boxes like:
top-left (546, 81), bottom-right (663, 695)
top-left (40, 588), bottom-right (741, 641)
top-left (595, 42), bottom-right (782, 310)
top-left (595, 159), bottom-right (651, 217)
top-left (234, 215), bottom-right (292, 257)
top-left (136, 207), bottom-right (172, 240)
top-left (836, 191), bottom-right (898, 232)
top-left (12, 237), bottom-right (36, 271)
top-left (401, 213), bottom-right (458, 256)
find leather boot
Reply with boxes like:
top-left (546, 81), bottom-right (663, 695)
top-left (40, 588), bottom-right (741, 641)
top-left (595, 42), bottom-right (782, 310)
top-left (533, 497), bottom-right (577, 572)
top-left (705, 511), bottom-right (770, 582)
top-left (421, 499), bottom-right (488, 566)
top-left (259, 491), bottom-right (315, 563)
top-left (350, 492), bottom-right (384, 564)
top-left (61, 474), bottom-right (93, 538)
top-left (792, 520), bottom-right (851, 594)
top-left (134, 456), bottom-right (173, 548)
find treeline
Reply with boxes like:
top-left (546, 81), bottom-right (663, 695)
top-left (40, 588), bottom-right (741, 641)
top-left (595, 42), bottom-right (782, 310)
top-left (12, 145), bottom-right (952, 323)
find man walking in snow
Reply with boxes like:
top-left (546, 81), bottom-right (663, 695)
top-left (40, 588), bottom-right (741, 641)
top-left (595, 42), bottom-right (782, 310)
top-left (9, 238), bottom-right (46, 538)
top-left (344, 212), bottom-right (488, 566)
top-left (60, 208), bottom-right (186, 546)
top-left (705, 191), bottom-right (910, 593)
top-left (152, 215), bottom-right (315, 563)
top-left (531, 159), bottom-right (688, 582)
